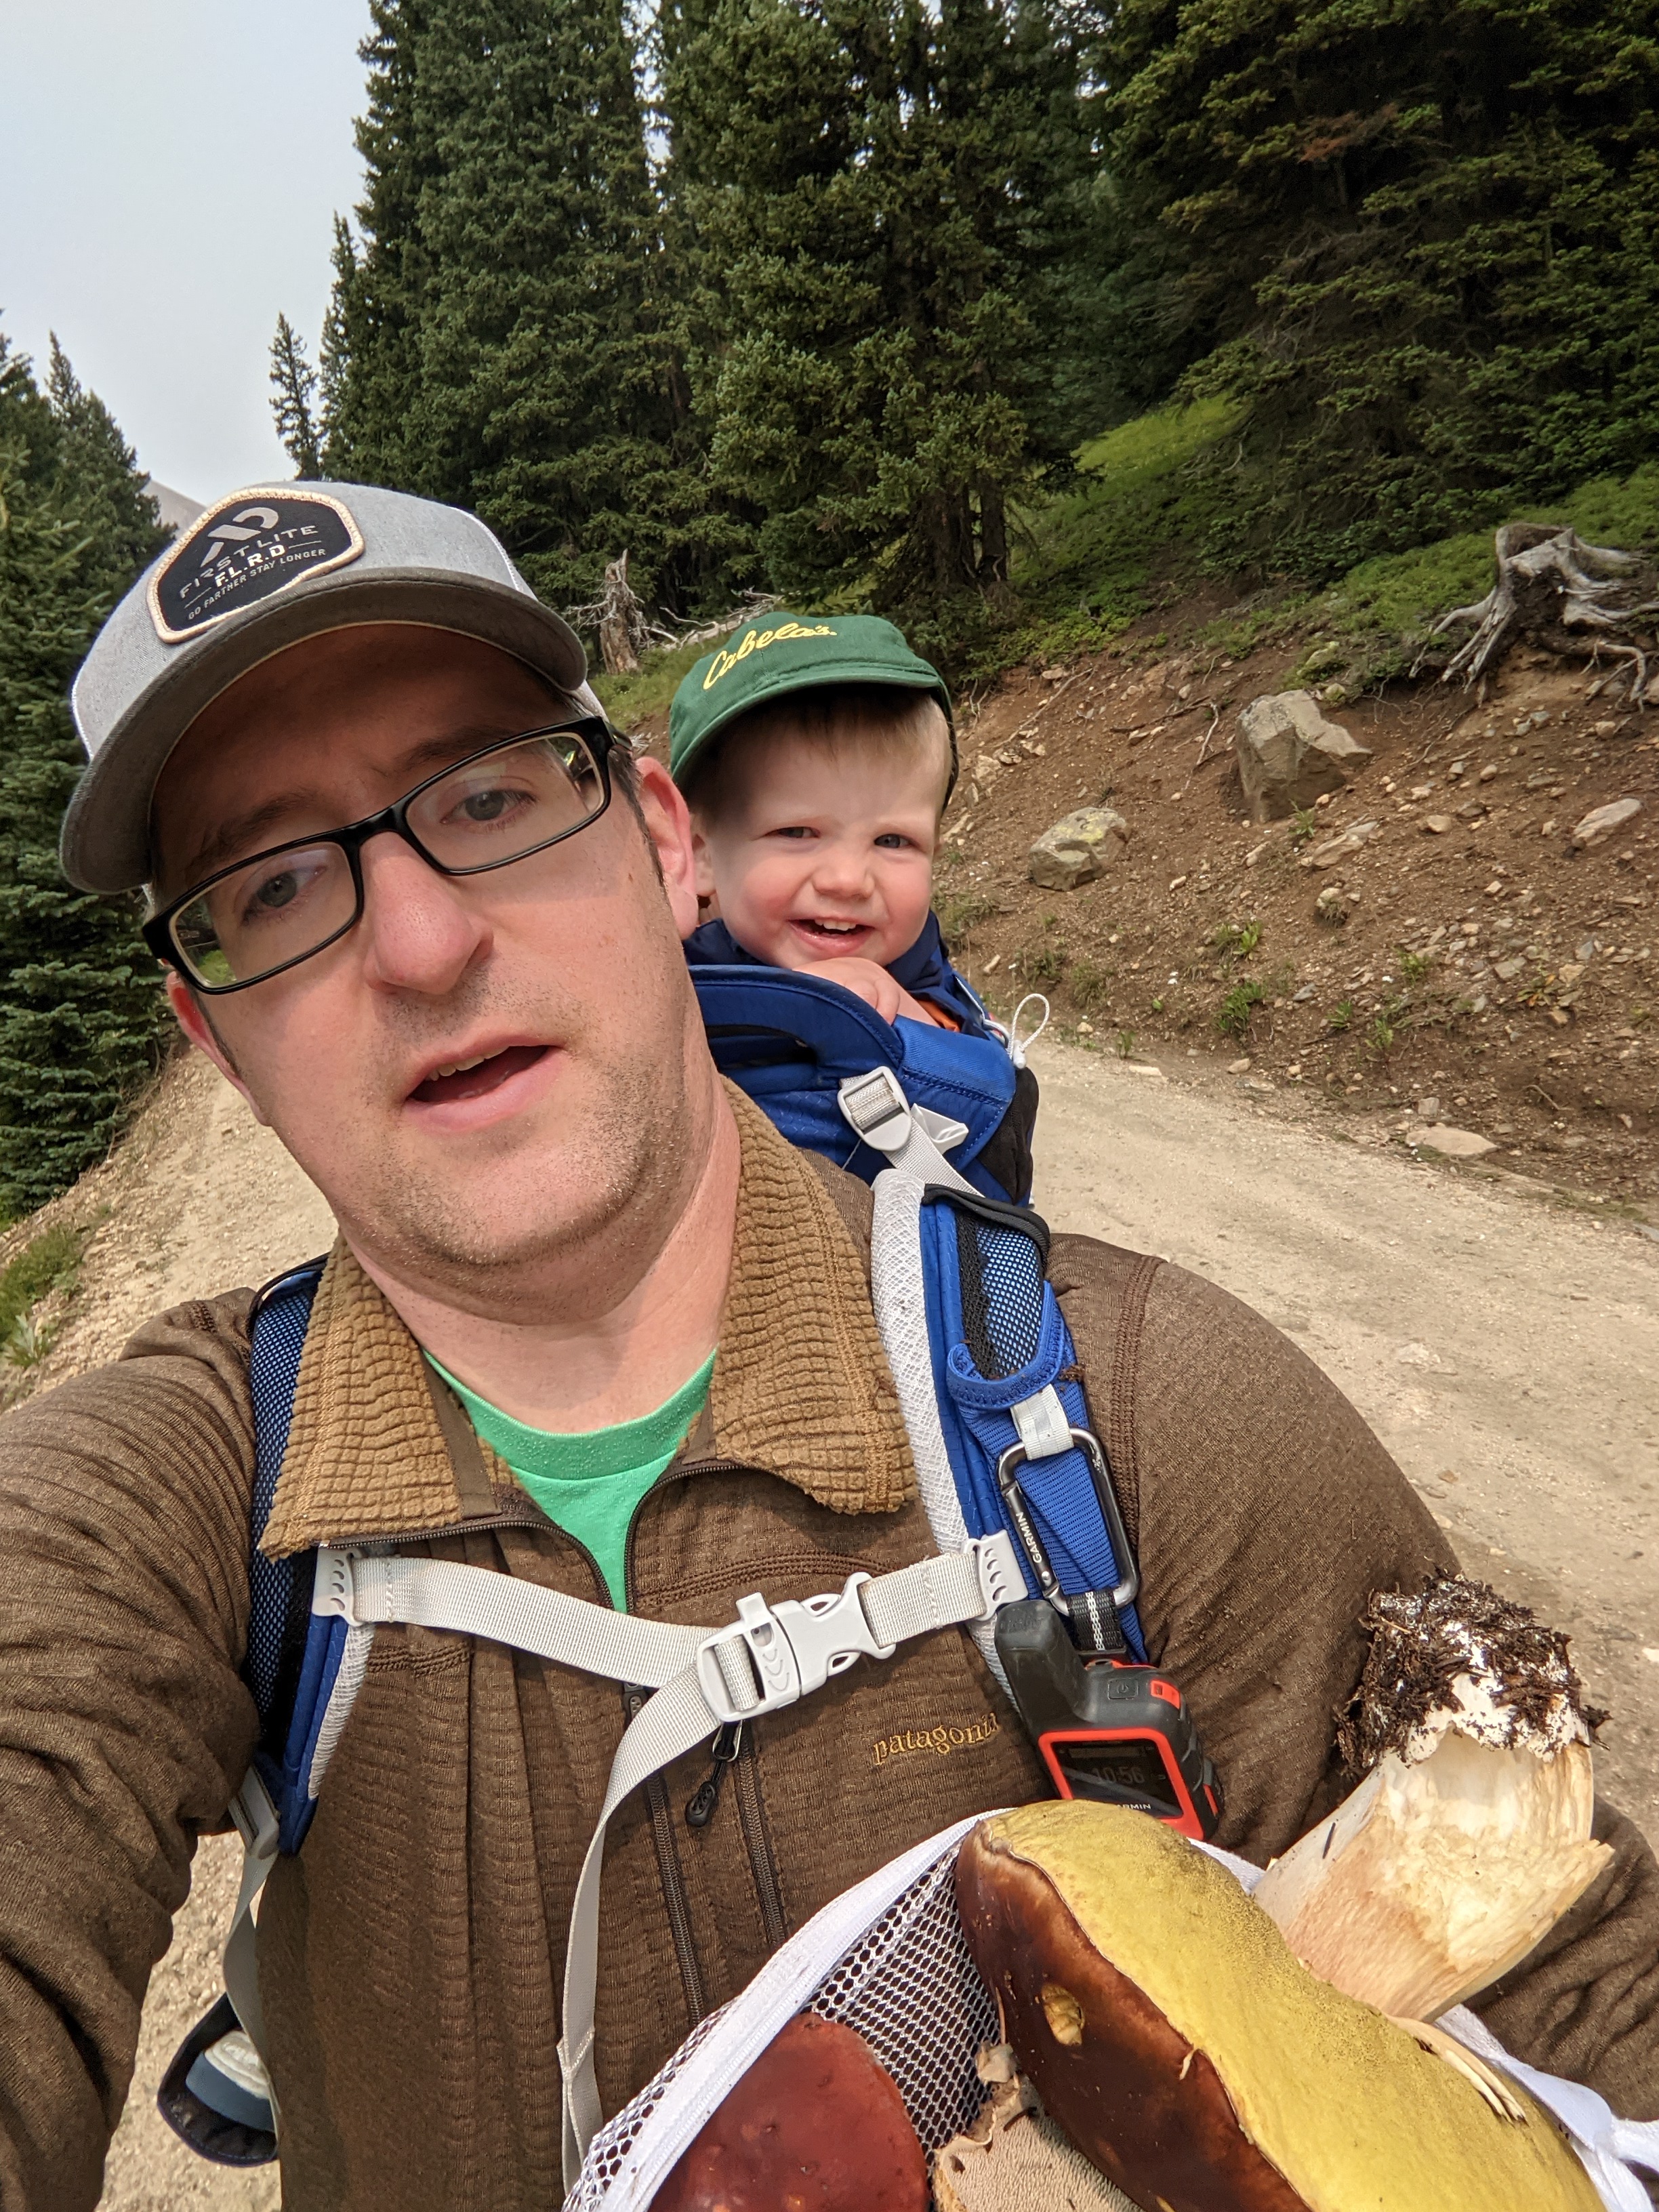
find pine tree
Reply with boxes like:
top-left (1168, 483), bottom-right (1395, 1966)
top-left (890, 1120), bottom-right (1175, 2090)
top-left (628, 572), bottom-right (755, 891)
top-left (0, 335), bottom-right (168, 1216)
top-left (659, 0), bottom-right (1098, 619)
top-left (1094, 0), bottom-right (1659, 574)
top-left (269, 314), bottom-right (324, 478)
top-left (321, 0), bottom-right (741, 616)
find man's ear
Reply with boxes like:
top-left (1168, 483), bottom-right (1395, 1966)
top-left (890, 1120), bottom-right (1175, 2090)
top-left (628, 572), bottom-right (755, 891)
top-left (166, 973), bottom-right (271, 1125)
top-left (634, 757), bottom-right (702, 939)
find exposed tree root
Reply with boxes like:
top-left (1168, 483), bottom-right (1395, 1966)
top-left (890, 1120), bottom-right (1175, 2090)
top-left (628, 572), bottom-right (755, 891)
top-left (1416, 523), bottom-right (1659, 704)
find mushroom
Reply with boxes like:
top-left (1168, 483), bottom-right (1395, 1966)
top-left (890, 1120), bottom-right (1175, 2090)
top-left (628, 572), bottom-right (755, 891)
top-left (1254, 1578), bottom-right (1612, 2023)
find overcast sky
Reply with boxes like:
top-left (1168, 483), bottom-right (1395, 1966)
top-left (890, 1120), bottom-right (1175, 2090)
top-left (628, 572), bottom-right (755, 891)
top-left (1, 0), bottom-right (371, 502)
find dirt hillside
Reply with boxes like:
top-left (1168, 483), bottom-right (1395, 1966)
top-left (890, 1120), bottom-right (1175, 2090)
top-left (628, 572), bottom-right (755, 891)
top-left (628, 615), bottom-right (1658, 1212)
top-left (0, 1029), bottom-right (1644, 2205)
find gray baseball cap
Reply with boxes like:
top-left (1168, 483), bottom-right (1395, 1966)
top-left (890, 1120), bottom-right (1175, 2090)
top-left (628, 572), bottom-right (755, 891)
top-left (62, 480), bottom-right (594, 893)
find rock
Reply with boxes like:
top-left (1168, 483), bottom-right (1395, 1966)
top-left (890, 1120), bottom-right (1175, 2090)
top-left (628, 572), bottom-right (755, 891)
top-left (1416, 1097), bottom-right (1440, 1121)
top-left (1314, 884), bottom-right (1351, 924)
top-left (1303, 819), bottom-right (1378, 869)
top-left (1228, 1057), bottom-right (1251, 1073)
top-left (1233, 691), bottom-right (1373, 822)
top-left (1415, 1124), bottom-right (1498, 1160)
top-left (1292, 984), bottom-right (1316, 1003)
top-left (1027, 806), bottom-right (1130, 890)
top-left (1571, 796), bottom-right (1643, 849)
top-left (1495, 956), bottom-right (1525, 981)
top-left (974, 752), bottom-right (1002, 787)
top-left (1455, 798), bottom-right (1487, 822)
top-left (1422, 815), bottom-right (1453, 834)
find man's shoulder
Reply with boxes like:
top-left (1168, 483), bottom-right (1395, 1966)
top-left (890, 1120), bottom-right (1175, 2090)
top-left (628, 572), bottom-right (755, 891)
top-left (0, 1286), bottom-right (258, 1461)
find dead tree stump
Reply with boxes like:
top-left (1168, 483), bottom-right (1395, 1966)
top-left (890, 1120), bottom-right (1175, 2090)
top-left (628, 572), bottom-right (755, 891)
top-left (1421, 523), bottom-right (1659, 703)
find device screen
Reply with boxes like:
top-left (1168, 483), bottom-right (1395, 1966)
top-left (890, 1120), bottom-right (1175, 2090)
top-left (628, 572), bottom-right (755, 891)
top-left (1053, 1736), bottom-right (1181, 1816)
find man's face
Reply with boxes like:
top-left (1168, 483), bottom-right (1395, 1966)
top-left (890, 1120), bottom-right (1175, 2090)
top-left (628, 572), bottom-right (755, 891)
top-left (153, 624), bottom-right (708, 1309)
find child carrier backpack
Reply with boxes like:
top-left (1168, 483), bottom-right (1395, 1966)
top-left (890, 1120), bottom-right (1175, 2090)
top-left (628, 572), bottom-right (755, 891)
top-left (691, 963), bottom-right (1044, 1205)
top-left (159, 1052), bottom-right (1168, 2190)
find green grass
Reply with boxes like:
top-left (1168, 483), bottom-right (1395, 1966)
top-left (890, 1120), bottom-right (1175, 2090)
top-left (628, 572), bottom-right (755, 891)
top-left (1304, 460), bottom-right (1659, 690)
top-left (1216, 979), bottom-right (1267, 1039)
top-left (1068, 956), bottom-right (1111, 1014)
top-left (973, 398), bottom-right (1244, 678)
top-left (590, 633), bottom-right (727, 733)
top-left (934, 892), bottom-right (999, 947)
top-left (0, 1222), bottom-right (90, 1365)
top-left (1213, 917), bottom-right (1263, 962)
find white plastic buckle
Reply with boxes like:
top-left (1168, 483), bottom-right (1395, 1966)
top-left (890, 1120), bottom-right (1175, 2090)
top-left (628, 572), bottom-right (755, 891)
top-left (914, 1104), bottom-right (970, 1153)
top-left (837, 1067), bottom-right (914, 1153)
top-left (697, 1574), bottom-right (893, 1726)
top-left (966, 1530), bottom-right (1025, 1616)
top-left (310, 1546), bottom-right (361, 1624)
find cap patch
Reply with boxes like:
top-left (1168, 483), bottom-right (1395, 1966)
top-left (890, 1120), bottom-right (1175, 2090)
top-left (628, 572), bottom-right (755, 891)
top-left (148, 488), bottom-right (365, 644)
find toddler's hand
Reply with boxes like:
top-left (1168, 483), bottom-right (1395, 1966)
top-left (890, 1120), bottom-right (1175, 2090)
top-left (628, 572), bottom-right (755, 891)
top-left (794, 958), bottom-right (945, 1027)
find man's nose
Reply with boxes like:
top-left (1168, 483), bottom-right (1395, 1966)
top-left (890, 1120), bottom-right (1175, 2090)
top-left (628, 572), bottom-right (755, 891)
top-left (355, 832), bottom-right (491, 993)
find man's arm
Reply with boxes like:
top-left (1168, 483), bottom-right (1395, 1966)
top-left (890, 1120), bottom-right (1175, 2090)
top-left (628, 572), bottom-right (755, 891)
top-left (0, 1294), bottom-right (260, 2208)
top-left (1054, 1237), bottom-right (1659, 2115)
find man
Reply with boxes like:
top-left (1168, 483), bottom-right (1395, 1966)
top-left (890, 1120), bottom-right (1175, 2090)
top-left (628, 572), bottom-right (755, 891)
top-left (0, 481), bottom-right (1651, 2209)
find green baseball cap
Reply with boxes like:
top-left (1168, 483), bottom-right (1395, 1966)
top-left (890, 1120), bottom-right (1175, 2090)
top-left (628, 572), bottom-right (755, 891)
top-left (669, 612), bottom-right (953, 790)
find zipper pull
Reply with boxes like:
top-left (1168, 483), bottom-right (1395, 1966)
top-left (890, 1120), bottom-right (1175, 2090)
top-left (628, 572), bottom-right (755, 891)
top-left (685, 1722), bottom-right (743, 1828)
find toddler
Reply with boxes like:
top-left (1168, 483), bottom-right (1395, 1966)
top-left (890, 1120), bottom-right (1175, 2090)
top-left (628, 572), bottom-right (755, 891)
top-left (669, 614), bottom-right (991, 1036)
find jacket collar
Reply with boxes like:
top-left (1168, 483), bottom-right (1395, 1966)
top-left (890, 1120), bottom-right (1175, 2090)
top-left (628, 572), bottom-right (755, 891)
top-left (260, 1084), bottom-right (915, 1557)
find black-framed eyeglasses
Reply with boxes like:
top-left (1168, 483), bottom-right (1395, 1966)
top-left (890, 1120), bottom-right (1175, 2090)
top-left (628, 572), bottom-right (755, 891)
top-left (144, 717), bottom-right (617, 994)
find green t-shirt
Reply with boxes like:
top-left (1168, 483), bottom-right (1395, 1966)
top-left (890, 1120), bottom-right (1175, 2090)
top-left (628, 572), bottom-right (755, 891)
top-left (426, 1353), bottom-right (715, 1608)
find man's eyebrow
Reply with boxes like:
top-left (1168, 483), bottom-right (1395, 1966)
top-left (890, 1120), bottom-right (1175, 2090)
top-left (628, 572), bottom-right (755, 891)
top-left (167, 722), bottom-right (547, 889)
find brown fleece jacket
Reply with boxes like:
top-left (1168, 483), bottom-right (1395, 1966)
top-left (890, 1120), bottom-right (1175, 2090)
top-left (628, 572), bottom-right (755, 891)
top-left (0, 1092), bottom-right (1650, 2211)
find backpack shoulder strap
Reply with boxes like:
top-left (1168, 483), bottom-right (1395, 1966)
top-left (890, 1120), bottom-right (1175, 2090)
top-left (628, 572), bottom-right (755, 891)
top-left (245, 1258), bottom-right (327, 1760)
top-left (855, 1081), bottom-right (1147, 1664)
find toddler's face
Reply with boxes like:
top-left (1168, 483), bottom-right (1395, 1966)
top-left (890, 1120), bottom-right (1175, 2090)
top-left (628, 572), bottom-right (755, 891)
top-left (693, 733), bottom-right (943, 972)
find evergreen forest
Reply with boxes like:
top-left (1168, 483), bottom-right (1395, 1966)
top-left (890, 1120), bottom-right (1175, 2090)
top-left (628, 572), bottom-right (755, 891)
top-left (271, 0), bottom-right (1659, 638)
top-left (4, 0), bottom-right (1658, 1218)
top-left (0, 339), bottom-right (167, 1217)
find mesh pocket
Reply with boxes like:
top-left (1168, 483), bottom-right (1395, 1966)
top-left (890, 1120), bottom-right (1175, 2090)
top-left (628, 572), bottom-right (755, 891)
top-left (565, 1835), bottom-right (994, 2209)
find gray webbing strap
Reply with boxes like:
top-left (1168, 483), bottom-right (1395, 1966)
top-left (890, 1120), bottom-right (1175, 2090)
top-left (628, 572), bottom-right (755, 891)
top-left (837, 1065), bottom-right (978, 1191)
top-left (307, 1532), bottom-right (1023, 2186)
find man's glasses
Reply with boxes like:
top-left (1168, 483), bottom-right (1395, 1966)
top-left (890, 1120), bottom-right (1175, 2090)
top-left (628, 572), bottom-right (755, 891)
top-left (144, 718), bottom-right (616, 994)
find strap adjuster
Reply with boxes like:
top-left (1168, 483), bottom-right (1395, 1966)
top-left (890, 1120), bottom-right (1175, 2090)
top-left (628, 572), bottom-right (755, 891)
top-left (696, 1574), bottom-right (896, 1726)
top-left (838, 1066), bottom-right (914, 1152)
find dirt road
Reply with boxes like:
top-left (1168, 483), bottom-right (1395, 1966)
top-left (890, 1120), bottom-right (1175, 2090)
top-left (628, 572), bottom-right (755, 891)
top-left (49, 1041), bottom-right (1654, 2205)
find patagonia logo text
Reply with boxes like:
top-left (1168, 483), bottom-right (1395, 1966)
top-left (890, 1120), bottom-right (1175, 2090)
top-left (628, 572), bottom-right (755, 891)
top-left (701, 620), bottom-right (836, 690)
top-left (873, 1713), bottom-right (1001, 1767)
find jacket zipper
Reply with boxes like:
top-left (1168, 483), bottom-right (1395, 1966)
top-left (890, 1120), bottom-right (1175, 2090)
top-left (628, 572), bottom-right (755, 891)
top-left (731, 1731), bottom-right (787, 1950)
top-left (629, 1686), bottom-right (709, 2022)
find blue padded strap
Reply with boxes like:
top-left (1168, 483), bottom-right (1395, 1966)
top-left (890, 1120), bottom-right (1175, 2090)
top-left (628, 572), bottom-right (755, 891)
top-left (917, 1196), bottom-right (1147, 1660)
top-left (245, 1258), bottom-right (342, 1852)
top-left (693, 966), bottom-right (1019, 1200)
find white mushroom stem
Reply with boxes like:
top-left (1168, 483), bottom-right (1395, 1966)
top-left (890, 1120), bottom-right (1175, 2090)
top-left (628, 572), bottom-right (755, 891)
top-left (1254, 1732), bottom-right (1611, 2022)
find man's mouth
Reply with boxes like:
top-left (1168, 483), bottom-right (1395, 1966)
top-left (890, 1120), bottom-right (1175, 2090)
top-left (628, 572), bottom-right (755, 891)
top-left (409, 1043), bottom-right (551, 1105)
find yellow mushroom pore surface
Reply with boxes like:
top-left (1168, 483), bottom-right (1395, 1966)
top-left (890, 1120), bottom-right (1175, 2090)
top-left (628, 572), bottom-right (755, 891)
top-left (974, 1802), bottom-right (1600, 2212)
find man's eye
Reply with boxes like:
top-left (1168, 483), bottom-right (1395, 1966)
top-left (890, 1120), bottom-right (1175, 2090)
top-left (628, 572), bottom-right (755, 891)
top-left (874, 833), bottom-right (913, 849)
top-left (449, 783), bottom-right (533, 827)
top-left (770, 825), bottom-right (813, 840)
top-left (255, 872), bottom-right (300, 909)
